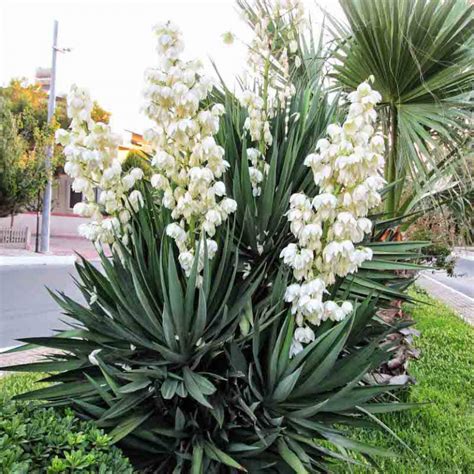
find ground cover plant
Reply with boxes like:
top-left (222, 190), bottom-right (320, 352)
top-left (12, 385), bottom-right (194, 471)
top-left (0, 373), bottom-right (133, 473)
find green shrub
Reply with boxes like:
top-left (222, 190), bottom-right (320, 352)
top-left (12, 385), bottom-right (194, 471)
top-left (122, 149), bottom-right (152, 178)
top-left (409, 227), bottom-right (455, 275)
top-left (0, 371), bottom-right (46, 395)
top-left (2, 185), bottom-right (429, 472)
top-left (0, 375), bottom-right (133, 473)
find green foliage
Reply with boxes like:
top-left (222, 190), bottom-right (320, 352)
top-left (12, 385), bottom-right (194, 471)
top-left (336, 288), bottom-right (474, 473)
top-left (0, 100), bottom-right (47, 218)
top-left (123, 149), bottom-right (153, 178)
top-left (409, 227), bottom-right (455, 274)
top-left (0, 372), bottom-right (47, 395)
top-left (0, 6), bottom-right (443, 470)
top-left (0, 374), bottom-right (133, 474)
top-left (330, 0), bottom-right (473, 222)
top-left (0, 184), bottom-right (430, 472)
top-left (215, 85), bottom-right (336, 263)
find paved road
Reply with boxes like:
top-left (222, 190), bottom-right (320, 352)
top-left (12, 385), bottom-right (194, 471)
top-left (0, 264), bottom-right (88, 349)
top-left (1, 257), bottom-right (472, 351)
top-left (424, 257), bottom-right (474, 298)
top-left (418, 256), bottom-right (474, 326)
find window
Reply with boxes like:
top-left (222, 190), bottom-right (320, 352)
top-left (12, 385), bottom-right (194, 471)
top-left (69, 187), bottom-right (82, 209)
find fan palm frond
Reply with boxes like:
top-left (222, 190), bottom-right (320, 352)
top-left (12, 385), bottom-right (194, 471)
top-left (329, 0), bottom-right (473, 221)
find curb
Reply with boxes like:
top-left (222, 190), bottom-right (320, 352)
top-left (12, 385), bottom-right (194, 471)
top-left (417, 273), bottom-right (474, 326)
top-left (0, 255), bottom-right (77, 267)
top-left (454, 246), bottom-right (474, 260)
top-left (0, 347), bottom-right (58, 377)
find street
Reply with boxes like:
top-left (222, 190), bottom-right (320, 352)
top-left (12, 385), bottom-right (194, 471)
top-left (0, 263), bottom-right (87, 349)
top-left (0, 257), bottom-right (472, 351)
top-left (423, 257), bottom-right (474, 298)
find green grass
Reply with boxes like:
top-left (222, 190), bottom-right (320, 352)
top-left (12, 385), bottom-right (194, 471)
top-left (340, 288), bottom-right (474, 473)
top-left (1, 289), bottom-right (472, 472)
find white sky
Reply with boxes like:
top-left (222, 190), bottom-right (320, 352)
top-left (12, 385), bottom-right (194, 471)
top-left (0, 0), bottom-right (342, 136)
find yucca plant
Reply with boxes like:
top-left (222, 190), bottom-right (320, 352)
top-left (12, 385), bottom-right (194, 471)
top-left (329, 0), bottom-right (473, 226)
top-left (1, 0), bottom-right (434, 471)
top-left (213, 0), bottom-right (426, 333)
top-left (3, 185), bottom-right (427, 472)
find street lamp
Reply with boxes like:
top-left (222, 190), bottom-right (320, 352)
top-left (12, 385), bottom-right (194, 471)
top-left (39, 20), bottom-right (71, 253)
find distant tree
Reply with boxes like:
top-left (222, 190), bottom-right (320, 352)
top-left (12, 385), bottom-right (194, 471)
top-left (122, 149), bottom-right (152, 177)
top-left (0, 79), bottom-right (111, 226)
top-left (0, 78), bottom-right (110, 169)
top-left (0, 100), bottom-right (47, 223)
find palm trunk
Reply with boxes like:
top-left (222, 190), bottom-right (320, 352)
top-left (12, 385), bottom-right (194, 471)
top-left (385, 104), bottom-right (398, 217)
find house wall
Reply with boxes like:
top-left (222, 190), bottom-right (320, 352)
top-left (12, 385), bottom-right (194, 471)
top-left (54, 173), bottom-right (74, 214)
top-left (0, 172), bottom-right (89, 236)
top-left (0, 212), bottom-right (89, 237)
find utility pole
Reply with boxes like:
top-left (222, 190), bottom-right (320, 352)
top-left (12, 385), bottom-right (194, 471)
top-left (39, 20), bottom-right (58, 253)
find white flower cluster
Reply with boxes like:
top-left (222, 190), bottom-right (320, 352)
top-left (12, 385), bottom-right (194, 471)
top-left (241, 89), bottom-right (273, 147)
top-left (56, 85), bottom-right (145, 245)
top-left (240, 0), bottom-right (305, 150)
top-left (280, 79), bottom-right (385, 356)
top-left (246, 148), bottom-right (269, 196)
top-left (142, 22), bottom-right (236, 276)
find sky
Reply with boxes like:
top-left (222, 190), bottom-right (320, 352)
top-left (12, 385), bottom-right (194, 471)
top-left (0, 0), bottom-right (342, 136)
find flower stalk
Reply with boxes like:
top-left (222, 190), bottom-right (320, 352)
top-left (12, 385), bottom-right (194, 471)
top-left (280, 78), bottom-right (386, 355)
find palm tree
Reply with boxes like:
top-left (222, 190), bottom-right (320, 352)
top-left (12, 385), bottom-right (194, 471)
top-left (328, 0), bottom-right (473, 227)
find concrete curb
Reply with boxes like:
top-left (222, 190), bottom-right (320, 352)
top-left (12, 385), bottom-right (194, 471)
top-left (417, 273), bottom-right (474, 326)
top-left (0, 255), bottom-right (77, 267)
top-left (0, 348), bottom-right (58, 377)
top-left (454, 247), bottom-right (474, 261)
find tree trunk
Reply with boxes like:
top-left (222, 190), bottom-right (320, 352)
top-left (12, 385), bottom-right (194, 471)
top-left (385, 103), bottom-right (398, 217)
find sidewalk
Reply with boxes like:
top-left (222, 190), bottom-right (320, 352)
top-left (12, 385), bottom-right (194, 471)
top-left (454, 246), bottom-right (474, 260)
top-left (417, 273), bottom-right (474, 326)
top-left (0, 235), bottom-right (105, 266)
top-left (0, 348), bottom-right (57, 377)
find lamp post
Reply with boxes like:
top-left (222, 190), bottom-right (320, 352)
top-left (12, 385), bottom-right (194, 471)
top-left (39, 20), bottom-right (70, 253)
